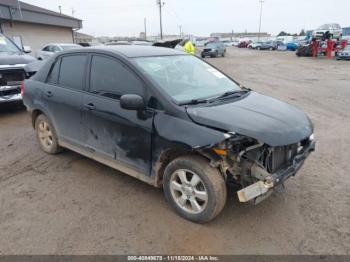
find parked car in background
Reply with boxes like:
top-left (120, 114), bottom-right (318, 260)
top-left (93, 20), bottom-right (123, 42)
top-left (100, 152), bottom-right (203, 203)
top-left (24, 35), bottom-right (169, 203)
top-left (248, 42), bottom-right (262, 49)
top-left (201, 42), bottom-right (226, 58)
top-left (336, 44), bottom-right (350, 60)
top-left (131, 40), bottom-right (153, 46)
top-left (22, 45), bottom-right (315, 223)
top-left (238, 41), bottom-right (251, 48)
top-left (221, 40), bottom-right (234, 47)
top-left (78, 42), bottom-right (103, 47)
top-left (251, 41), bottom-right (276, 50)
top-left (277, 44), bottom-right (287, 51)
top-left (232, 40), bottom-right (240, 46)
top-left (37, 43), bottom-right (81, 60)
top-left (312, 23), bottom-right (342, 39)
top-left (286, 42), bottom-right (299, 51)
top-left (0, 33), bottom-right (35, 104)
top-left (105, 41), bottom-right (132, 46)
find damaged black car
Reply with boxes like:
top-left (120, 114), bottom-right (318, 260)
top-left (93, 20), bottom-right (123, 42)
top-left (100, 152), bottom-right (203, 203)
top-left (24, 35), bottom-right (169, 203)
top-left (22, 46), bottom-right (315, 223)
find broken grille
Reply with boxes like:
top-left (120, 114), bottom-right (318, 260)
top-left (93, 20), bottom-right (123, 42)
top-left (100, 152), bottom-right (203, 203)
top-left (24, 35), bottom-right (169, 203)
top-left (0, 69), bottom-right (25, 87)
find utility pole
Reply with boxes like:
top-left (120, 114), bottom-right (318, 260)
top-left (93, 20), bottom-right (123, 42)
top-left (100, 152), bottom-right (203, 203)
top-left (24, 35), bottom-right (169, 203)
top-left (58, 5), bottom-right (62, 14)
top-left (157, 0), bottom-right (165, 40)
top-left (144, 17), bottom-right (147, 40)
top-left (71, 8), bottom-right (75, 17)
top-left (179, 25), bottom-right (182, 38)
top-left (258, 0), bottom-right (264, 41)
top-left (231, 29), bottom-right (234, 41)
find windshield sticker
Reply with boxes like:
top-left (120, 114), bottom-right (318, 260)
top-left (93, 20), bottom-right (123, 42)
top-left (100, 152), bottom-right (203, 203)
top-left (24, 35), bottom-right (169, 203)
top-left (0, 36), bottom-right (6, 45)
top-left (207, 68), bottom-right (226, 79)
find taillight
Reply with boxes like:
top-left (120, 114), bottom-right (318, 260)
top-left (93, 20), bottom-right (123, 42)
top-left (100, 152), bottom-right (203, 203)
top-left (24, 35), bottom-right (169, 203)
top-left (20, 81), bottom-right (24, 97)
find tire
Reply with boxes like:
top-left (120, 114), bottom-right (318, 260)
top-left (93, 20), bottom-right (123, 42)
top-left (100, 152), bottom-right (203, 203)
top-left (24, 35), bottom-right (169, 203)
top-left (163, 155), bottom-right (227, 223)
top-left (201, 54), bottom-right (205, 58)
top-left (35, 114), bottom-right (62, 154)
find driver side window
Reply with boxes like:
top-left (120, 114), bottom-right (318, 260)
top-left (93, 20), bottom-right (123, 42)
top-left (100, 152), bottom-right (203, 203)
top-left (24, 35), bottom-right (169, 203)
top-left (89, 55), bottom-right (144, 99)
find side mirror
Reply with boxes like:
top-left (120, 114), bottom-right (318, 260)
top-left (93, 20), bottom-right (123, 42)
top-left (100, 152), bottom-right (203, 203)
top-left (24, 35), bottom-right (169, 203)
top-left (120, 94), bottom-right (145, 110)
top-left (23, 46), bottom-right (32, 53)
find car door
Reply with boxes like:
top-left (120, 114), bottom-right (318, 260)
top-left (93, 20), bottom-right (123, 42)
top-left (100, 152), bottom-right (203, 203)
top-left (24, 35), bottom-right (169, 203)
top-left (81, 54), bottom-right (153, 174)
top-left (42, 54), bottom-right (88, 147)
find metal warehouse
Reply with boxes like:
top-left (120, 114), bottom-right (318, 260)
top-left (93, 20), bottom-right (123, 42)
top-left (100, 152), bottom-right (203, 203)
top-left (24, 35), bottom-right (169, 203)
top-left (0, 0), bottom-right (81, 53)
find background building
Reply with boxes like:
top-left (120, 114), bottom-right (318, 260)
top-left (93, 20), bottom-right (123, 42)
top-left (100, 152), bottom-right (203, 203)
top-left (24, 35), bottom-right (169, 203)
top-left (74, 32), bottom-right (95, 44)
top-left (0, 0), bottom-right (82, 53)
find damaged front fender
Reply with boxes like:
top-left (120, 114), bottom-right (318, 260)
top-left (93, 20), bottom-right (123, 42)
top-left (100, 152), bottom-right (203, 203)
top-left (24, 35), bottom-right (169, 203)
top-left (151, 113), bottom-right (230, 186)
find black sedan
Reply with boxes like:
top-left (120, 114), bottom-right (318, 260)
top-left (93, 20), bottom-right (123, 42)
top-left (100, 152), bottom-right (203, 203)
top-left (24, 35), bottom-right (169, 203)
top-left (22, 46), bottom-right (315, 223)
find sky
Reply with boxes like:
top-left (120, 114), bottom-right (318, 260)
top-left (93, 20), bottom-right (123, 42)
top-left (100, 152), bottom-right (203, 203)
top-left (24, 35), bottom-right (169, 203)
top-left (22, 0), bottom-right (350, 37)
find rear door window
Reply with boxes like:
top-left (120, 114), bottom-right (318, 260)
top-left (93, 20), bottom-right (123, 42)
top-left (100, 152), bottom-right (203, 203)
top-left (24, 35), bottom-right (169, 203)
top-left (47, 59), bottom-right (61, 84)
top-left (89, 55), bottom-right (143, 99)
top-left (58, 55), bottom-right (87, 91)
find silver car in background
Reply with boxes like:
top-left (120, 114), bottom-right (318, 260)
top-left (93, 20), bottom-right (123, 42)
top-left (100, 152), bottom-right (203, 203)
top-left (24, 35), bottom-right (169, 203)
top-left (36, 43), bottom-right (81, 60)
top-left (312, 23), bottom-right (342, 39)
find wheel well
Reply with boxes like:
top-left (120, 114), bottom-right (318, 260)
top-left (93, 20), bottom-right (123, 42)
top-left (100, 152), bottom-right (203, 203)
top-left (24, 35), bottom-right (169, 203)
top-left (31, 109), bottom-right (44, 128)
top-left (154, 148), bottom-right (210, 187)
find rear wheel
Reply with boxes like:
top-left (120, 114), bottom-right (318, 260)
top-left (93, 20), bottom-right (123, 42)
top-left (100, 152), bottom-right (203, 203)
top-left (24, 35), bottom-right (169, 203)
top-left (163, 155), bottom-right (227, 223)
top-left (35, 114), bottom-right (62, 154)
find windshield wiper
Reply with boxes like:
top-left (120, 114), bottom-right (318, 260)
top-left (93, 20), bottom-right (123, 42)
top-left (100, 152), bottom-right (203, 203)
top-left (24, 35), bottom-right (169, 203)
top-left (178, 98), bottom-right (209, 106)
top-left (209, 89), bottom-right (250, 102)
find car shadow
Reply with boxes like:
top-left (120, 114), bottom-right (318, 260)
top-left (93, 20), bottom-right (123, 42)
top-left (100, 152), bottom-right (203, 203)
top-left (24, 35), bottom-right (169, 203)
top-left (0, 102), bottom-right (26, 116)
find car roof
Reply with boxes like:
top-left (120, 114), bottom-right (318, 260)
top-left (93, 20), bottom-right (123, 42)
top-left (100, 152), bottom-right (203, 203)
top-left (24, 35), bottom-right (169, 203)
top-left (61, 45), bottom-right (187, 58)
top-left (46, 43), bottom-right (80, 46)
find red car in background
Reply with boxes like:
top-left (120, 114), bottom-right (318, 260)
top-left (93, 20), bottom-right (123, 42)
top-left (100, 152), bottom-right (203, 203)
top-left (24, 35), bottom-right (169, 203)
top-left (238, 41), bottom-right (252, 48)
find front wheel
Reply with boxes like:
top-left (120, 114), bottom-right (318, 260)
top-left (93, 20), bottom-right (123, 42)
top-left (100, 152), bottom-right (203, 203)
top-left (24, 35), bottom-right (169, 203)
top-left (163, 155), bottom-right (227, 223)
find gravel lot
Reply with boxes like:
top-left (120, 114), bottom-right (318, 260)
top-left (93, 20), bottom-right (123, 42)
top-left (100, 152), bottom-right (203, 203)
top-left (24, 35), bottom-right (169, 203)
top-left (0, 47), bottom-right (349, 255)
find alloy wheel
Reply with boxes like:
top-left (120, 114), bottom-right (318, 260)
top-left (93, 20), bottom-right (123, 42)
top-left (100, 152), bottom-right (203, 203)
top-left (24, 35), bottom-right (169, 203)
top-left (38, 120), bottom-right (53, 149)
top-left (169, 169), bottom-right (208, 214)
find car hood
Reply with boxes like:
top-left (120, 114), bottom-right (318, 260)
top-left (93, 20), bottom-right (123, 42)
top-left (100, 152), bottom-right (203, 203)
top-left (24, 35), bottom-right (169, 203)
top-left (186, 92), bottom-right (313, 146)
top-left (0, 52), bottom-right (36, 66)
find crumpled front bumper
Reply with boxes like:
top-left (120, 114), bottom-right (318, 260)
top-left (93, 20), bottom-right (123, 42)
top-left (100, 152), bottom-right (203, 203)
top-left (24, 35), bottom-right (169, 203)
top-left (0, 86), bottom-right (22, 104)
top-left (237, 140), bottom-right (316, 203)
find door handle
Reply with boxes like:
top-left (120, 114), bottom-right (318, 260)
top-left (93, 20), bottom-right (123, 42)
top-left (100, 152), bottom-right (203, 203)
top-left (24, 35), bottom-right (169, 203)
top-left (45, 91), bottom-right (53, 97)
top-left (84, 103), bottom-right (95, 110)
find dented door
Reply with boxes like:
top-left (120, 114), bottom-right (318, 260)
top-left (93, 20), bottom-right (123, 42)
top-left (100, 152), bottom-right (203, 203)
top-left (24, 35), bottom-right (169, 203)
top-left (81, 54), bottom-right (153, 175)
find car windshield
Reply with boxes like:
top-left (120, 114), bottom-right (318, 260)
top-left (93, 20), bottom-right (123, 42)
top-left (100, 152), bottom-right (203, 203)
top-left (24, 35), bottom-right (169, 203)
top-left (133, 55), bottom-right (241, 104)
top-left (0, 35), bottom-right (21, 53)
top-left (61, 45), bottom-right (80, 50)
top-left (206, 43), bottom-right (218, 48)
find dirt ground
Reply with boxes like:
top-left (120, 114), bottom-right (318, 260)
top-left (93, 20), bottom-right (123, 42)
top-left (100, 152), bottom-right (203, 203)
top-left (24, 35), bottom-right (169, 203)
top-left (0, 47), bottom-right (349, 255)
